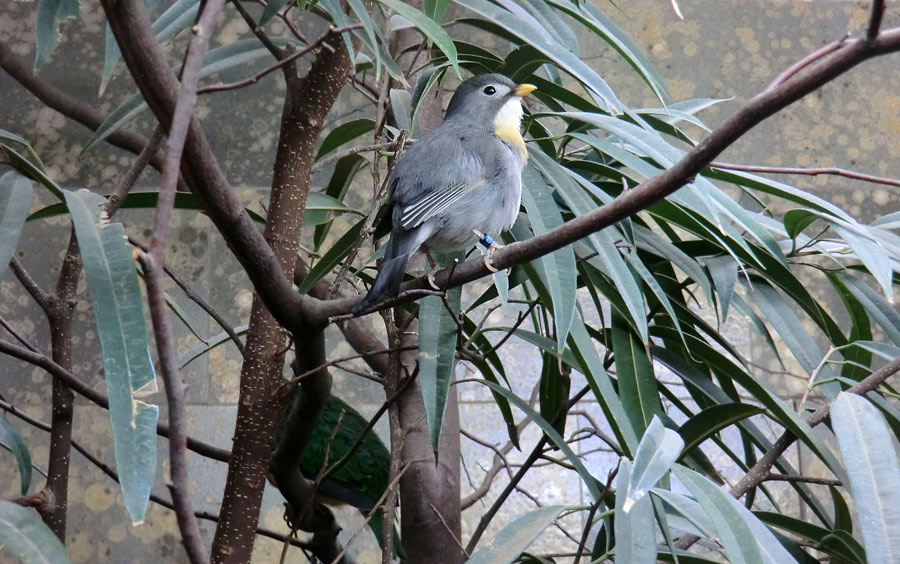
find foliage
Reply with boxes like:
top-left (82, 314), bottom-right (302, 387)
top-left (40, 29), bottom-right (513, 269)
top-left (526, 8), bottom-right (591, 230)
top-left (1, 0), bottom-right (899, 562)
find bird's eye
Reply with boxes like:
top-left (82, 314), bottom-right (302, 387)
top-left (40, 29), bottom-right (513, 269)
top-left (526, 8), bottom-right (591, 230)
top-left (483, 86), bottom-right (496, 95)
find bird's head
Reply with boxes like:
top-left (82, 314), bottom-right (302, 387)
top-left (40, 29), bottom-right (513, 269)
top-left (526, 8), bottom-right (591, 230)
top-left (444, 73), bottom-right (536, 134)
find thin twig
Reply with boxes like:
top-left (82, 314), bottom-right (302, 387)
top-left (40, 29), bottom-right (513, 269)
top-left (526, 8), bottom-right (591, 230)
top-left (140, 3), bottom-right (224, 561)
top-left (104, 124), bottom-right (165, 218)
top-left (867, 0), bottom-right (886, 42)
top-left (9, 257), bottom-right (52, 310)
top-left (710, 161), bottom-right (900, 188)
top-left (764, 473), bottom-right (842, 486)
top-left (128, 236), bottom-right (245, 355)
top-left (766, 33), bottom-right (850, 91)
top-left (329, 463), bottom-right (410, 564)
top-left (309, 139), bottom-right (403, 175)
top-left (197, 24), bottom-right (362, 94)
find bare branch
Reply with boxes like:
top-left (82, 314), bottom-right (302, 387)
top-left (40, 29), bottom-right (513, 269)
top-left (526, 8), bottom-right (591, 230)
top-left (867, 0), bottom-right (886, 42)
top-left (197, 24), bottom-right (362, 95)
top-left (710, 161), bottom-right (900, 188)
top-left (0, 42), bottom-right (163, 170)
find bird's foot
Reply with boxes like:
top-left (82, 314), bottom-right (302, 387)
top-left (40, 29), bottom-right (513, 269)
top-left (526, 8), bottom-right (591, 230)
top-left (473, 229), bottom-right (503, 272)
top-left (426, 271), bottom-right (441, 290)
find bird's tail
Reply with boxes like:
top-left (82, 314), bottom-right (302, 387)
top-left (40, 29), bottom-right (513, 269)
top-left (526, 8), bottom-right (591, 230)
top-left (352, 235), bottom-right (413, 317)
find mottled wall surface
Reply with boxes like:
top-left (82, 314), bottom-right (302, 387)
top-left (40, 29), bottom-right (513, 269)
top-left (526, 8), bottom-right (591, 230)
top-left (0, 1), bottom-right (898, 563)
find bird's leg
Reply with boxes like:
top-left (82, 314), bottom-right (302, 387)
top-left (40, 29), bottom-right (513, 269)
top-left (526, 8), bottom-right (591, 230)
top-left (473, 229), bottom-right (504, 273)
top-left (424, 249), bottom-right (441, 290)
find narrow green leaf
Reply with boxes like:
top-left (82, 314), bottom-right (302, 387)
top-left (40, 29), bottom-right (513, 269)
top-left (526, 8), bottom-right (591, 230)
top-left (454, 0), bottom-right (621, 112)
top-left (65, 190), bottom-right (158, 524)
top-left (0, 144), bottom-right (63, 201)
top-left (531, 149), bottom-right (648, 341)
top-left (180, 325), bottom-right (249, 369)
top-left (702, 255), bottom-right (737, 321)
top-left (831, 223), bottom-right (894, 301)
top-left (0, 130), bottom-right (46, 170)
top-left (419, 281), bottom-right (461, 450)
top-left (837, 273), bottom-right (900, 346)
top-left (473, 379), bottom-right (601, 499)
top-left (99, 0), bottom-right (160, 95)
top-left (259, 0), bottom-right (290, 26)
top-left (614, 459), bottom-right (658, 564)
top-left (86, 37), bottom-right (301, 153)
top-left (0, 172), bottom-right (33, 287)
top-left (612, 311), bottom-right (661, 434)
top-left (674, 465), bottom-right (799, 564)
top-left (754, 511), bottom-right (865, 563)
top-left (299, 218), bottom-right (365, 293)
top-left (677, 404), bottom-right (764, 458)
top-left (832, 393), bottom-right (900, 562)
top-left (34, 0), bottom-right (79, 68)
top-left (547, 0), bottom-right (669, 104)
top-left (467, 505), bottom-right (564, 564)
top-left (568, 319), bottom-right (639, 455)
top-left (315, 119), bottom-right (376, 161)
top-left (0, 414), bottom-right (32, 495)
top-left (377, 0), bottom-right (460, 77)
top-left (750, 283), bottom-right (839, 399)
top-left (626, 416), bottom-right (683, 509)
top-left (521, 163), bottom-right (576, 353)
top-left (423, 0), bottom-right (451, 22)
top-left (538, 350), bottom-right (569, 435)
top-left (0, 500), bottom-right (71, 563)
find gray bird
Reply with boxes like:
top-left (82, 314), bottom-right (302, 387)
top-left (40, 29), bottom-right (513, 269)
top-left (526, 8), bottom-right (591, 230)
top-left (352, 73), bottom-right (536, 316)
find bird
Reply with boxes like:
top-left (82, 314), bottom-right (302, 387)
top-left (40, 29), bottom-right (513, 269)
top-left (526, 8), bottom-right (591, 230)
top-left (352, 73), bottom-right (536, 317)
top-left (273, 393), bottom-right (403, 557)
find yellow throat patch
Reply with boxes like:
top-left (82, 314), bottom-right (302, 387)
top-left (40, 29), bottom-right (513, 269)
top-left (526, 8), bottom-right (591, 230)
top-left (493, 98), bottom-right (527, 165)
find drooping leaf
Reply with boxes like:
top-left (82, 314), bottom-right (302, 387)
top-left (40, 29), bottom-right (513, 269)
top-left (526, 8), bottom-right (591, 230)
top-left (0, 500), bottom-right (71, 564)
top-left (179, 325), bottom-right (249, 369)
top-left (474, 379), bottom-right (601, 500)
top-left (419, 279), bottom-right (461, 450)
top-left (677, 404), bottom-right (764, 458)
top-left (454, 0), bottom-right (621, 112)
top-left (0, 144), bottom-right (63, 201)
top-left (0, 172), bottom-right (33, 287)
top-left (673, 465), bottom-right (799, 564)
top-left (466, 505), bottom-right (564, 564)
top-left (377, 0), bottom-right (460, 77)
top-left (832, 393), bottom-right (900, 562)
top-left (299, 218), bottom-right (366, 294)
top-left (99, 0), bottom-right (161, 95)
top-left (626, 416), bottom-right (683, 509)
top-left (0, 414), bottom-right (32, 496)
top-left (749, 283), bottom-right (839, 399)
top-left (86, 37), bottom-right (303, 153)
top-left (65, 190), bottom-right (158, 524)
top-left (568, 318), bottom-right (639, 455)
top-left (520, 163), bottom-right (577, 353)
top-left (614, 459), bottom-right (658, 564)
top-left (546, 0), bottom-right (669, 104)
top-left (315, 119), bottom-right (376, 161)
top-left (34, 0), bottom-right (79, 68)
top-left (612, 311), bottom-right (661, 435)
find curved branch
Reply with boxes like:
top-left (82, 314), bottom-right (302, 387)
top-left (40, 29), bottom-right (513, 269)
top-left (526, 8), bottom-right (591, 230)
top-left (307, 26), bottom-right (900, 324)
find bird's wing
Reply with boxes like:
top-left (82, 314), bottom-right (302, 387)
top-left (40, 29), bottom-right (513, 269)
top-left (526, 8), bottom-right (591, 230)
top-left (390, 124), bottom-right (490, 230)
top-left (398, 178), bottom-right (485, 229)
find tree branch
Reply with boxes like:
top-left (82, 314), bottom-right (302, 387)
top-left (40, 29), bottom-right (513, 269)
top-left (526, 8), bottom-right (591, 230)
top-left (137, 2), bottom-right (227, 561)
top-left (710, 161), bottom-right (900, 188)
top-left (0, 337), bottom-right (231, 462)
top-left (306, 26), bottom-right (900, 323)
top-left (0, 41), bottom-right (163, 170)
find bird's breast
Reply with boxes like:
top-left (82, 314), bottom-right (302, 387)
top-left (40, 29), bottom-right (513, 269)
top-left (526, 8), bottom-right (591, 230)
top-left (494, 126), bottom-right (528, 165)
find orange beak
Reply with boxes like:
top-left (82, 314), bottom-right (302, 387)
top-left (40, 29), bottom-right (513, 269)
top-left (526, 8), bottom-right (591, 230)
top-left (513, 83), bottom-right (537, 97)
